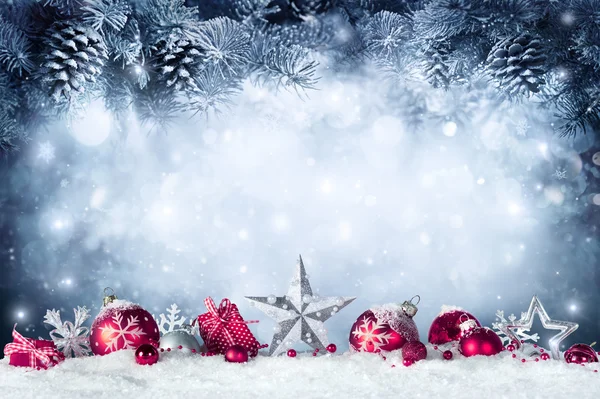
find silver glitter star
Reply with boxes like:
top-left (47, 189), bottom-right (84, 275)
top-left (246, 255), bottom-right (356, 356)
top-left (496, 295), bottom-right (578, 360)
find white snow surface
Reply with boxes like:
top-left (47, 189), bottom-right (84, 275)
top-left (1, 348), bottom-right (598, 399)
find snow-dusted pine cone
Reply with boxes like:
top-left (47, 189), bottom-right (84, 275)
top-left (151, 38), bottom-right (203, 91)
top-left (42, 21), bottom-right (108, 102)
top-left (486, 33), bottom-right (547, 96)
top-left (422, 41), bottom-right (451, 89)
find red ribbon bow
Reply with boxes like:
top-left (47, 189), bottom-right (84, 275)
top-left (202, 297), bottom-right (246, 348)
top-left (3, 325), bottom-right (62, 369)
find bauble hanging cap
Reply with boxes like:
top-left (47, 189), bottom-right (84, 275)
top-left (401, 295), bottom-right (420, 318)
top-left (102, 287), bottom-right (118, 307)
top-left (459, 313), bottom-right (478, 336)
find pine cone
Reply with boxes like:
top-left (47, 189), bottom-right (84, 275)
top-left (42, 21), bottom-right (108, 102)
top-left (422, 42), bottom-right (451, 89)
top-left (486, 33), bottom-right (547, 96)
top-left (151, 38), bottom-right (203, 91)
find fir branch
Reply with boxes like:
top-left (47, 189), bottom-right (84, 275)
top-left (196, 17), bottom-right (250, 74)
top-left (189, 66), bottom-right (242, 116)
top-left (134, 85), bottom-right (184, 132)
top-left (82, 0), bottom-right (131, 33)
top-left (363, 11), bottom-right (413, 57)
top-left (0, 20), bottom-right (35, 76)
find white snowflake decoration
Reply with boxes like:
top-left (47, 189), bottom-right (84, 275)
top-left (154, 304), bottom-right (186, 335)
top-left (38, 141), bottom-right (56, 163)
top-left (60, 179), bottom-right (70, 188)
top-left (553, 168), bottom-right (567, 180)
top-left (492, 310), bottom-right (540, 345)
top-left (514, 119), bottom-right (530, 137)
top-left (43, 306), bottom-right (92, 358)
top-left (99, 312), bottom-right (147, 352)
top-left (351, 314), bottom-right (395, 352)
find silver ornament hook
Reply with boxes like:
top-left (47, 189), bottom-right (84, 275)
top-left (410, 295), bottom-right (421, 305)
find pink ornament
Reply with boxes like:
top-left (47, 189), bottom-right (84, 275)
top-left (349, 304), bottom-right (418, 353)
top-left (135, 343), bottom-right (159, 366)
top-left (402, 341), bottom-right (427, 363)
top-left (564, 344), bottom-right (599, 364)
top-left (326, 344), bottom-right (337, 353)
top-left (287, 349), bottom-right (297, 358)
top-left (224, 345), bottom-right (249, 363)
top-left (429, 309), bottom-right (480, 345)
top-left (540, 352), bottom-right (550, 361)
top-left (90, 299), bottom-right (159, 356)
top-left (458, 322), bottom-right (503, 357)
top-left (443, 350), bottom-right (453, 360)
top-left (402, 358), bottom-right (414, 367)
top-left (507, 344), bottom-right (516, 352)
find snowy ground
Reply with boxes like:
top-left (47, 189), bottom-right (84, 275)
top-left (1, 349), bottom-right (598, 399)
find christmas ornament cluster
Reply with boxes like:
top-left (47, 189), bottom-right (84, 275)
top-left (0, 0), bottom-right (599, 152)
top-left (2, 256), bottom-right (598, 372)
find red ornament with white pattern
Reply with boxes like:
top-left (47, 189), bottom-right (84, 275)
top-left (90, 289), bottom-right (159, 356)
top-left (349, 296), bottom-right (420, 353)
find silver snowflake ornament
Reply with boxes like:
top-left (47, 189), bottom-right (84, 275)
top-left (246, 255), bottom-right (356, 356)
top-left (38, 141), bottom-right (56, 163)
top-left (495, 295), bottom-right (578, 360)
top-left (553, 168), bottom-right (568, 180)
top-left (154, 303), bottom-right (198, 335)
top-left (43, 306), bottom-right (92, 358)
top-left (492, 309), bottom-right (539, 345)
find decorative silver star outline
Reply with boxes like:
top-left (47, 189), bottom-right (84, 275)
top-left (496, 295), bottom-right (578, 360)
top-left (245, 255), bottom-right (356, 356)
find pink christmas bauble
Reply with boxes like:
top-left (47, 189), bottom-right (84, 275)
top-left (225, 345), bottom-right (249, 363)
top-left (564, 344), bottom-right (599, 364)
top-left (349, 304), bottom-right (418, 353)
top-left (135, 343), bottom-right (159, 366)
top-left (459, 327), bottom-right (503, 357)
top-left (90, 299), bottom-right (160, 356)
top-left (428, 308), bottom-right (480, 345)
top-left (402, 341), bottom-right (427, 363)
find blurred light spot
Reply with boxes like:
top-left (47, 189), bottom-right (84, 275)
top-left (538, 143), bottom-right (548, 155)
top-left (240, 265), bottom-right (248, 273)
top-left (507, 203), bottom-right (521, 215)
top-left (321, 180), bottom-right (332, 193)
top-left (307, 158), bottom-right (315, 166)
top-left (593, 194), bottom-right (600, 206)
top-left (497, 295), bottom-right (502, 300)
top-left (339, 222), bottom-right (352, 240)
top-left (365, 195), bottom-right (377, 207)
top-left (238, 229), bottom-right (249, 240)
top-left (569, 304), bottom-right (577, 312)
top-left (272, 214), bottom-right (289, 232)
top-left (16, 310), bottom-right (25, 319)
top-left (53, 220), bottom-right (64, 229)
top-left (477, 178), bottom-right (485, 185)
top-left (90, 188), bottom-right (107, 209)
top-left (162, 207), bottom-right (173, 216)
top-left (420, 232), bottom-right (431, 245)
top-left (443, 121), bottom-right (457, 137)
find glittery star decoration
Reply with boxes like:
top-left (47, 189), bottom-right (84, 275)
top-left (496, 295), bottom-right (578, 360)
top-left (245, 255), bottom-right (356, 356)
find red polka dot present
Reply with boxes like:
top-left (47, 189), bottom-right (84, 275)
top-left (197, 297), bottom-right (261, 357)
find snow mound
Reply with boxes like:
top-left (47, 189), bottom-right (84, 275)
top-left (1, 348), bottom-right (598, 399)
top-left (438, 304), bottom-right (466, 316)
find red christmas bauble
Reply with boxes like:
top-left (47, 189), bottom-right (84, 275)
top-left (326, 344), bottom-right (337, 353)
top-left (90, 299), bottom-right (160, 356)
top-left (135, 343), bottom-right (159, 366)
top-left (459, 327), bottom-right (503, 357)
top-left (225, 344), bottom-right (249, 363)
top-left (428, 308), bottom-right (480, 345)
top-left (443, 350), bottom-right (453, 360)
top-left (402, 341), bottom-right (427, 363)
top-left (287, 349), bottom-right (297, 358)
top-left (564, 344), bottom-right (599, 364)
top-left (349, 304), bottom-right (418, 353)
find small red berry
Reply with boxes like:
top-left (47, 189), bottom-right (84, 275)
top-left (326, 344), bottom-right (337, 353)
top-left (287, 349), bottom-right (297, 358)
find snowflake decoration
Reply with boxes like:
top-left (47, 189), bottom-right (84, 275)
top-left (38, 141), bottom-right (55, 163)
top-left (99, 311), bottom-right (147, 352)
top-left (60, 179), bottom-right (70, 188)
top-left (154, 304), bottom-right (187, 335)
top-left (351, 314), bottom-right (395, 352)
top-left (259, 112), bottom-right (283, 134)
top-left (43, 306), bottom-right (92, 358)
top-left (553, 168), bottom-right (568, 180)
top-left (514, 119), bottom-right (530, 136)
top-left (492, 310), bottom-right (540, 345)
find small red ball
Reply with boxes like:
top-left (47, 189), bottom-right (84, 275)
top-left (135, 343), bottom-right (159, 366)
top-left (402, 341), bottom-right (427, 363)
top-left (287, 349), bottom-right (297, 358)
top-left (402, 358), bottom-right (414, 367)
top-left (512, 354), bottom-right (517, 358)
top-left (443, 350), bottom-right (453, 360)
top-left (535, 358), bottom-right (539, 362)
top-left (540, 353), bottom-right (550, 361)
top-left (224, 345), bottom-right (249, 363)
top-left (326, 344), bottom-right (337, 353)
top-left (507, 344), bottom-right (516, 352)
top-left (459, 327), bottom-right (503, 357)
top-left (521, 359), bottom-right (526, 363)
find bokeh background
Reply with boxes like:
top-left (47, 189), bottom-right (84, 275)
top-left (1, 72), bottom-right (599, 353)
